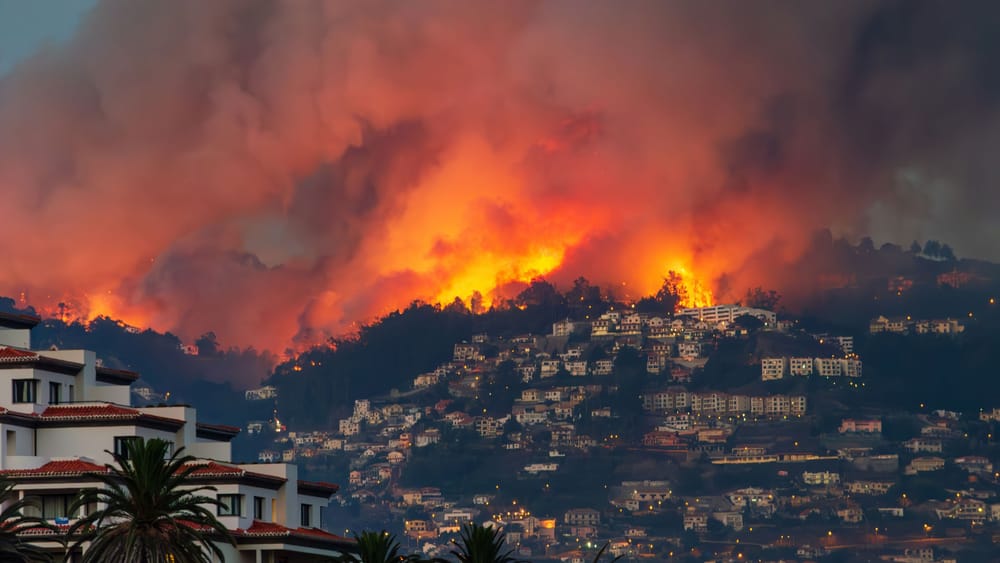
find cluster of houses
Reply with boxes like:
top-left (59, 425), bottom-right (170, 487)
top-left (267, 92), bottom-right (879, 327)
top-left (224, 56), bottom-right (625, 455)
top-left (761, 357), bottom-right (863, 380)
top-left (869, 316), bottom-right (967, 335)
top-left (230, 300), bottom-right (1000, 561)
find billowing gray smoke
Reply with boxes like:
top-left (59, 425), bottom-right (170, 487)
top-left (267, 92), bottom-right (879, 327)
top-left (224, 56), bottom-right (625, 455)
top-left (0, 0), bottom-right (996, 349)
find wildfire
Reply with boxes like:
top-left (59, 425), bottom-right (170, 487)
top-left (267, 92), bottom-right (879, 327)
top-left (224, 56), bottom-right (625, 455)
top-left (431, 245), bottom-right (566, 308)
top-left (672, 267), bottom-right (715, 309)
top-left (33, 290), bottom-right (155, 333)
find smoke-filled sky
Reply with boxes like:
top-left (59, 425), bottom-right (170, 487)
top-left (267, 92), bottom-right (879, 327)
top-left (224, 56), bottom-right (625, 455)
top-left (1, 1), bottom-right (999, 351)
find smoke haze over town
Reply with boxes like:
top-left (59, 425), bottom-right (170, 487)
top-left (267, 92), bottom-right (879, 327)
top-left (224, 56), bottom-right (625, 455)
top-left (2, 0), bottom-right (999, 350)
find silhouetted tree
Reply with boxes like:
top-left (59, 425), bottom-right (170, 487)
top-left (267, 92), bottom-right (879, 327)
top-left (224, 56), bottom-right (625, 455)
top-left (923, 240), bottom-right (942, 258)
top-left (742, 287), bottom-right (781, 310)
top-left (649, 271), bottom-right (686, 314)
top-left (195, 332), bottom-right (219, 357)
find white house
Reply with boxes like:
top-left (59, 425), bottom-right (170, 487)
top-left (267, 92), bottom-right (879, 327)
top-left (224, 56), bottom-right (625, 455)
top-left (0, 312), bottom-right (353, 561)
top-left (244, 385), bottom-right (278, 401)
top-left (761, 358), bottom-right (786, 381)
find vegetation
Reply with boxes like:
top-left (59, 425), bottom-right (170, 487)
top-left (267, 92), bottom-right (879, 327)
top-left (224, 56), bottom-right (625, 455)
top-left (341, 530), bottom-right (431, 563)
top-left (0, 479), bottom-right (54, 563)
top-left (67, 438), bottom-right (234, 563)
top-left (450, 523), bottom-right (524, 563)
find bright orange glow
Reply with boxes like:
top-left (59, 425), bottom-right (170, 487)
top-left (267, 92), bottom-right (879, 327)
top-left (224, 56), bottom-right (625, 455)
top-left (0, 2), bottom-right (836, 353)
top-left (670, 266), bottom-right (715, 309)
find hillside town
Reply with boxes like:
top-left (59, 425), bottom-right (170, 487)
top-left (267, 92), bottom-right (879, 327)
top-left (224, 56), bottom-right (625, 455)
top-left (230, 303), bottom-right (1000, 562)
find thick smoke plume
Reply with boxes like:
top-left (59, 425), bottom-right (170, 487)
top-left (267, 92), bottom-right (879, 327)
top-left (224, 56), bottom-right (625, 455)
top-left (1, 0), bottom-right (998, 350)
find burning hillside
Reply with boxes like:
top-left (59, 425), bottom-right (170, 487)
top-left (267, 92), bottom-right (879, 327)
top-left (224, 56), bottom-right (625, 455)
top-left (1, 1), bottom-right (998, 350)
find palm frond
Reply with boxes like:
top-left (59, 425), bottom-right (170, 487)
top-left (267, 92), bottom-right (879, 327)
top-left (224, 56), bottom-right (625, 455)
top-left (66, 438), bottom-right (234, 563)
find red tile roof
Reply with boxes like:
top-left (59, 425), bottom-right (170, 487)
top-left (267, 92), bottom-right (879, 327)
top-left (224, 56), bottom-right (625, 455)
top-left (183, 461), bottom-right (285, 485)
top-left (0, 347), bottom-right (39, 362)
top-left (184, 461), bottom-right (245, 477)
top-left (40, 404), bottom-right (141, 420)
top-left (241, 520), bottom-right (353, 543)
top-left (298, 479), bottom-right (340, 495)
top-left (195, 422), bottom-right (241, 436)
top-left (0, 459), bottom-right (107, 478)
top-left (243, 521), bottom-right (290, 536)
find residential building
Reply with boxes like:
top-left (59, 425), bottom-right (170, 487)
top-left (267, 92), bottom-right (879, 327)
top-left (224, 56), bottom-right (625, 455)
top-left (904, 438), bottom-right (943, 454)
top-left (802, 471), bottom-right (840, 486)
top-left (814, 357), bottom-right (843, 377)
top-left (244, 385), bottom-right (278, 401)
top-left (761, 358), bottom-right (786, 381)
top-left (552, 319), bottom-right (578, 337)
top-left (0, 312), bottom-right (352, 561)
top-left (591, 359), bottom-right (613, 376)
top-left (682, 511), bottom-right (708, 532)
top-left (839, 419), bottom-right (882, 434)
top-left (906, 457), bottom-right (946, 474)
top-left (845, 481), bottom-right (894, 495)
top-left (564, 508), bottom-right (600, 526)
top-left (678, 305), bottom-right (776, 326)
top-left (789, 357), bottom-right (814, 376)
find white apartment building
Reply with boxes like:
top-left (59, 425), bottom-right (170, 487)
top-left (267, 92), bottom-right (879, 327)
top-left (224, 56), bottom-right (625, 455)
top-left (244, 385), bottom-right (278, 401)
top-left (678, 305), bottom-right (776, 326)
top-left (802, 471), bottom-right (840, 486)
top-left (551, 319), bottom-right (578, 337)
top-left (761, 358), bottom-right (787, 381)
top-left (0, 313), bottom-right (353, 561)
top-left (789, 357), bottom-right (814, 376)
top-left (814, 357), bottom-right (843, 377)
top-left (841, 359), bottom-right (863, 378)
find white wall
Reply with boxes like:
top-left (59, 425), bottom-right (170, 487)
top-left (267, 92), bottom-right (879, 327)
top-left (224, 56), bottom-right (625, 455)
top-left (243, 463), bottom-right (298, 528)
top-left (36, 425), bottom-right (175, 465)
top-left (188, 439), bottom-right (231, 462)
top-left (0, 422), bottom-right (37, 466)
top-left (0, 328), bottom-right (31, 349)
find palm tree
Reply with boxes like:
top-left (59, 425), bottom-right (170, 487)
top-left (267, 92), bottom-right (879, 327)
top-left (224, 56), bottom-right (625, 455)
top-left (338, 530), bottom-right (441, 563)
top-left (450, 523), bottom-right (524, 563)
top-left (0, 478), bottom-right (54, 562)
top-left (66, 437), bottom-right (235, 562)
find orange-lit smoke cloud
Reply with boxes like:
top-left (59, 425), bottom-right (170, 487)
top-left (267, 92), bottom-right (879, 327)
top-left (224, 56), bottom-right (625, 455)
top-left (1, 1), bottom-right (997, 350)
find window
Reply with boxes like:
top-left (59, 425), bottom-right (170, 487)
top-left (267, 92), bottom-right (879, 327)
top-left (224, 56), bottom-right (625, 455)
top-left (12, 379), bottom-right (37, 403)
top-left (218, 494), bottom-right (243, 517)
top-left (300, 503), bottom-right (312, 527)
top-left (113, 437), bottom-right (143, 460)
top-left (24, 494), bottom-right (77, 519)
top-left (253, 496), bottom-right (264, 520)
top-left (67, 384), bottom-right (74, 402)
top-left (49, 382), bottom-right (61, 405)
